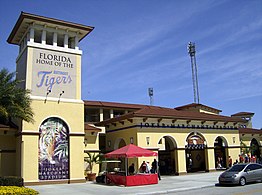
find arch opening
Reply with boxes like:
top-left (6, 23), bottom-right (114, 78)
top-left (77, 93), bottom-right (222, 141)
top-left (185, 132), bottom-right (207, 173)
top-left (38, 117), bottom-right (69, 180)
top-left (250, 138), bottom-right (260, 158)
top-left (158, 136), bottom-right (178, 175)
top-left (214, 136), bottom-right (228, 169)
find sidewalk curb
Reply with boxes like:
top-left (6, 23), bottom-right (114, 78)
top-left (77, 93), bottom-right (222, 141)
top-left (136, 184), bottom-right (215, 195)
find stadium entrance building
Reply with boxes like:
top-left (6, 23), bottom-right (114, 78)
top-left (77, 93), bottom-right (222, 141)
top-left (95, 103), bottom-right (262, 175)
top-left (0, 12), bottom-right (261, 185)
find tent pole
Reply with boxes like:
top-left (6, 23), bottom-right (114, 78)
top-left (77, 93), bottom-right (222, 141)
top-left (126, 158), bottom-right (128, 176)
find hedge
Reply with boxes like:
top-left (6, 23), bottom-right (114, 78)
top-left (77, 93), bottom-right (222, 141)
top-left (0, 176), bottom-right (24, 187)
top-left (0, 186), bottom-right (39, 195)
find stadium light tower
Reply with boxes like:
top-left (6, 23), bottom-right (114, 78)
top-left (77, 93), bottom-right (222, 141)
top-left (148, 88), bottom-right (154, 106)
top-left (188, 42), bottom-right (200, 104)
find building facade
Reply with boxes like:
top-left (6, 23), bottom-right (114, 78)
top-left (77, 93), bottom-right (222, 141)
top-left (0, 12), bottom-right (261, 185)
top-left (94, 102), bottom-right (261, 175)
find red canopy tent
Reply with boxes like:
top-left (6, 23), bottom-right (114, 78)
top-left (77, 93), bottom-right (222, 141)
top-left (105, 144), bottom-right (158, 158)
top-left (104, 144), bottom-right (158, 186)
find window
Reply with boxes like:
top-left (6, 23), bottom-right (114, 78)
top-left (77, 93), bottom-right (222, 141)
top-left (46, 31), bottom-right (53, 45)
top-left (103, 109), bottom-right (110, 120)
top-left (113, 110), bottom-right (125, 117)
top-left (248, 164), bottom-right (262, 171)
top-left (57, 33), bottom-right (64, 47)
top-left (85, 108), bottom-right (100, 122)
top-left (68, 37), bottom-right (75, 49)
top-left (34, 29), bottom-right (42, 43)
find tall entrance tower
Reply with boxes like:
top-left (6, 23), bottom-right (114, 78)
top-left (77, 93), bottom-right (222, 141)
top-left (7, 12), bottom-right (94, 184)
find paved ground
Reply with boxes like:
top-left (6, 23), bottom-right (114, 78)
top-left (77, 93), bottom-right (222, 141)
top-left (30, 171), bottom-right (222, 195)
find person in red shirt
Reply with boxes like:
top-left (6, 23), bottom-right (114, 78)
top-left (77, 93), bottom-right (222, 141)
top-left (239, 154), bottom-right (244, 163)
top-left (139, 161), bottom-right (147, 173)
top-left (228, 156), bottom-right (232, 167)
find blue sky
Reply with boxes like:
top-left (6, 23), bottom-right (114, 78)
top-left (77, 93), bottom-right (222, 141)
top-left (0, 0), bottom-right (261, 128)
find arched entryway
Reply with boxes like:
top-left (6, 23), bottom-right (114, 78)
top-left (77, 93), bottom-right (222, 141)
top-left (214, 136), bottom-right (228, 169)
top-left (185, 132), bottom-right (207, 172)
top-left (38, 117), bottom-right (69, 180)
top-left (250, 138), bottom-right (260, 158)
top-left (158, 136), bottom-right (178, 175)
top-left (114, 138), bottom-right (126, 150)
top-left (113, 138), bottom-right (127, 171)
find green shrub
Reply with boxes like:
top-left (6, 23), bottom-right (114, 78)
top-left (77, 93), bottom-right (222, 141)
top-left (0, 176), bottom-right (24, 186)
top-left (0, 186), bottom-right (39, 195)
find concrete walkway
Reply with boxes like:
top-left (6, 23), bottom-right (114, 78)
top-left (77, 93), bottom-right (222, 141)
top-left (30, 171), bottom-right (222, 195)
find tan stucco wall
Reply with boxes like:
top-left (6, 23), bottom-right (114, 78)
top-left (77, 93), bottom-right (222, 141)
top-left (21, 135), bottom-right (38, 182)
top-left (0, 135), bottom-right (16, 176)
top-left (70, 136), bottom-right (85, 180)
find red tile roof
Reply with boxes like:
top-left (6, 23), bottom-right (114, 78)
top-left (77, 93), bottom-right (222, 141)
top-left (84, 123), bottom-right (101, 132)
top-left (231, 112), bottom-right (255, 117)
top-left (175, 103), bottom-right (222, 112)
top-left (239, 128), bottom-right (262, 134)
top-left (84, 100), bottom-right (151, 109)
top-left (96, 106), bottom-right (246, 126)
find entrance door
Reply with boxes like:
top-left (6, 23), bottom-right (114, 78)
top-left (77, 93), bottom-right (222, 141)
top-left (214, 136), bottom-right (227, 169)
top-left (185, 133), bottom-right (206, 172)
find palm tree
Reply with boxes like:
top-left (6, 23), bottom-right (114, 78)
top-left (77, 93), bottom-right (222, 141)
top-left (84, 152), bottom-right (103, 173)
top-left (84, 151), bottom-right (103, 181)
top-left (0, 68), bottom-right (34, 124)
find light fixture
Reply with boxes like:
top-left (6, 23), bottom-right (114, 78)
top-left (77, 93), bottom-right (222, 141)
top-left (130, 137), bottom-right (134, 144)
top-left (108, 140), bottom-right (111, 147)
top-left (44, 90), bottom-right (51, 103)
top-left (232, 137), bottom-right (236, 144)
top-left (58, 91), bottom-right (64, 104)
top-left (84, 138), bottom-right (88, 147)
top-left (146, 137), bottom-right (150, 145)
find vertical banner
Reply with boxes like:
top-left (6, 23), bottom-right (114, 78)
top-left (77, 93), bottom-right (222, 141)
top-left (39, 117), bottom-right (69, 180)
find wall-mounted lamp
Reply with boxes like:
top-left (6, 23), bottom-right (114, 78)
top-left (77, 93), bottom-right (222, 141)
top-left (108, 140), bottom-right (111, 147)
top-left (232, 137), bottom-right (236, 144)
top-left (58, 91), bottom-right (64, 104)
top-left (44, 90), bottom-right (51, 103)
top-left (84, 138), bottom-right (88, 147)
top-left (146, 137), bottom-right (150, 145)
top-left (130, 137), bottom-right (134, 144)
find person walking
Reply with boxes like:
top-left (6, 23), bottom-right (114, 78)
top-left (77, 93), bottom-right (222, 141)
top-left (152, 159), bottom-right (161, 180)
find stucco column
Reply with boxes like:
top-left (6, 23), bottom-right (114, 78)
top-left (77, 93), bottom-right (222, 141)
top-left (207, 148), bottom-right (216, 171)
top-left (74, 35), bottom-right (79, 50)
top-left (177, 149), bottom-right (187, 175)
top-left (29, 28), bottom-right (34, 43)
top-left (53, 32), bottom-right (57, 46)
top-left (64, 34), bottom-right (68, 48)
top-left (41, 30), bottom-right (46, 44)
top-left (99, 108), bottom-right (103, 122)
top-left (110, 109), bottom-right (114, 119)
